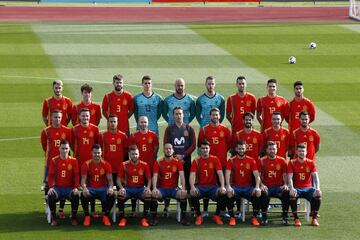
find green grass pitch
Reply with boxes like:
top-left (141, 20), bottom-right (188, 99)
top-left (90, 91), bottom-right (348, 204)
top-left (0, 22), bottom-right (360, 239)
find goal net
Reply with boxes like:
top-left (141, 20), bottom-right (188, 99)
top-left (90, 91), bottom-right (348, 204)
top-left (350, 0), bottom-right (360, 21)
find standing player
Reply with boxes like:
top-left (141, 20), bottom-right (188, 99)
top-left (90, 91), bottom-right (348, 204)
top-left (285, 81), bottom-right (316, 134)
top-left (259, 141), bottom-right (289, 225)
top-left (151, 143), bottom-right (189, 226)
top-left (71, 84), bottom-right (101, 126)
top-left (226, 76), bottom-right (256, 136)
top-left (133, 75), bottom-right (163, 136)
top-left (116, 146), bottom-right (152, 227)
top-left (98, 114), bottom-right (128, 185)
top-left (195, 76), bottom-right (225, 128)
top-left (256, 79), bottom-right (287, 132)
top-left (189, 140), bottom-right (227, 225)
top-left (80, 144), bottom-right (115, 226)
top-left (225, 140), bottom-right (261, 226)
top-left (162, 78), bottom-right (196, 125)
top-left (47, 140), bottom-right (79, 226)
top-left (42, 79), bottom-right (72, 126)
top-left (289, 111), bottom-right (320, 160)
top-left (288, 144), bottom-right (322, 227)
top-left (262, 112), bottom-right (290, 159)
top-left (102, 74), bottom-right (134, 135)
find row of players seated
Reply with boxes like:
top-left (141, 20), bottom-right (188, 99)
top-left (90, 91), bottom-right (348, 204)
top-left (48, 139), bottom-right (321, 227)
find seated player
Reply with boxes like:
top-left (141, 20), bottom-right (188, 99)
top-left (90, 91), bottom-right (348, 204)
top-left (116, 146), bottom-right (152, 227)
top-left (259, 141), bottom-right (289, 225)
top-left (189, 140), bottom-right (227, 225)
top-left (225, 140), bottom-right (261, 226)
top-left (288, 143), bottom-right (322, 227)
top-left (47, 140), bottom-right (79, 226)
top-left (80, 144), bottom-right (115, 227)
top-left (151, 143), bottom-right (189, 226)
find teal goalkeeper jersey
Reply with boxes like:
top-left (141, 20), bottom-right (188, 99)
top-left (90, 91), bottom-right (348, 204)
top-left (163, 94), bottom-right (196, 125)
top-left (195, 93), bottom-right (225, 128)
top-left (133, 92), bottom-right (163, 134)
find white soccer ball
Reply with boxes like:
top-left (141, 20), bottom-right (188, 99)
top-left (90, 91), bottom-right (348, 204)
top-left (309, 42), bottom-right (317, 49)
top-left (288, 56), bottom-right (297, 64)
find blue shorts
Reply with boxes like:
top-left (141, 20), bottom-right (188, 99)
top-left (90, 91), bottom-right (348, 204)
top-left (233, 186), bottom-right (254, 201)
top-left (196, 185), bottom-right (218, 201)
top-left (267, 186), bottom-right (282, 198)
top-left (88, 187), bottom-right (108, 202)
top-left (159, 187), bottom-right (177, 199)
top-left (125, 186), bottom-right (145, 200)
top-left (54, 187), bottom-right (73, 200)
top-left (295, 187), bottom-right (315, 202)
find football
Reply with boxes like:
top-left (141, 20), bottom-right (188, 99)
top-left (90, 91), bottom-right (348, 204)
top-left (309, 42), bottom-right (317, 49)
top-left (288, 56), bottom-right (297, 64)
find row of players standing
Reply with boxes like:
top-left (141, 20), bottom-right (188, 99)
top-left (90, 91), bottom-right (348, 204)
top-left (41, 74), bottom-right (321, 226)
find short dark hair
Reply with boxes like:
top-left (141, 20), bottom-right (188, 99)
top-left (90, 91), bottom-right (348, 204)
top-left (113, 74), bottom-right (123, 83)
top-left (79, 108), bottom-right (90, 114)
top-left (297, 143), bottom-right (306, 149)
top-left (60, 140), bottom-right (69, 146)
top-left (267, 79), bottom-right (277, 85)
top-left (299, 111), bottom-right (309, 118)
top-left (293, 81), bottom-right (303, 88)
top-left (243, 112), bottom-right (254, 120)
top-left (108, 114), bottom-right (117, 119)
top-left (236, 76), bottom-right (246, 83)
top-left (173, 106), bottom-right (183, 114)
top-left (267, 141), bottom-right (277, 147)
top-left (81, 83), bottom-right (93, 93)
top-left (92, 144), bottom-right (101, 150)
top-left (200, 140), bottom-right (210, 147)
top-left (128, 145), bottom-right (138, 152)
top-left (206, 76), bottom-right (215, 82)
top-left (209, 108), bottom-right (220, 116)
top-left (237, 140), bottom-right (246, 146)
top-left (51, 109), bottom-right (62, 116)
top-left (142, 75), bottom-right (151, 83)
top-left (272, 111), bottom-right (281, 117)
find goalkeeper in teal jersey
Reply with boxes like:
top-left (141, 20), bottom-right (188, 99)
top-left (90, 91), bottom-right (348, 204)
top-left (196, 76), bottom-right (225, 128)
top-left (133, 75), bottom-right (163, 136)
top-left (163, 78), bottom-right (196, 125)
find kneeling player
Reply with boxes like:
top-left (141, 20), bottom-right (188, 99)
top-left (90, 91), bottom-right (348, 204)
top-left (259, 141), bottom-right (289, 225)
top-left (80, 144), bottom-right (115, 226)
top-left (288, 143), bottom-right (321, 227)
top-left (189, 140), bottom-right (227, 225)
top-left (225, 140), bottom-right (261, 226)
top-left (151, 143), bottom-right (189, 226)
top-left (117, 146), bottom-right (152, 227)
top-left (47, 140), bottom-right (79, 226)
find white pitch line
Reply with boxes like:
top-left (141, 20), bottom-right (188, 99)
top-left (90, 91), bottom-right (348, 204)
top-left (0, 136), bottom-right (39, 142)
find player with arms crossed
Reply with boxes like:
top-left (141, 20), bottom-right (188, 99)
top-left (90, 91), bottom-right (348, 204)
top-left (47, 140), bottom-right (79, 226)
top-left (288, 144), bottom-right (322, 227)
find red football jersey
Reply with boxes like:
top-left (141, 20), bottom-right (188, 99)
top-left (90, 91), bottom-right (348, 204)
top-left (118, 160), bottom-right (151, 187)
top-left (40, 125), bottom-right (72, 166)
top-left (285, 97), bottom-right (315, 134)
top-left (190, 155), bottom-right (222, 186)
top-left (260, 156), bottom-right (287, 187)
top-left (226, 93), bottom-right (256, 135)
top-left (153, 157), bottom-right (183, 188)
top-left (290, 127), bottom-right (320, 160)
top-left (257, 95), bottom-right (287, 132)
top-left (81, 160), bottom-right (112, 188)
top-left (287, 158), bottom-right (317, 188)
top-left (42, 96), bottom-right (72, 126)
top-left (48, 156), bottom-right (79, 188)
top-left (71, 101), bottom-right (102, 126)
top-left (128, 130), bottom-right (159, 170)
top-left (72, 124), bottom-right (100, 167)
top-left (102, 91), bottom-right (134, 133)
top-left (263, 127), bottom-right (289, 159)
top-left (198, 124), bottom-right (231, 167)
top-left (226, 155), bottom-right (258, 187)
top-left (232, 129), bottom-right (264, 160)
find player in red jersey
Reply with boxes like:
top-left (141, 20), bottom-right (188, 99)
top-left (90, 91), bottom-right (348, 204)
top-left (80, 144), bottom-right (115, 227)
top-left (262, 112), bottom-right (290, 159)
top-left (288, 144), bottom-right (321, 227)
top-left (71, 84), bottom-right (101, 126)
top-left (289, 111), bottom-right (320, 160)
top-left (41, 110), bottom-right (72, 183)
top-left (285, 81), bottom-right (316, 134)
top-left (151, 143), bottom-right (189, 226)
top-left (256, 79), bottom-right (287, 132)
top-left (102, 74), bottom-right (134, 135)
top-left (117, 146), bottom-right (152, 227)
top-left (129, 116), bottom-right (159, 170)
top-left (189, 140), bottom-right (227, 225)
top-left (259, 141), bottom-right (289, 226)
top-left (98, 114), bottom-right (128, 183)
top-left (226, 76), bottom-right (256, 136)
top-left (47, 140), bottom-right (79, 226)
top-left (42, 80), bottom-right (72, 126)
top-left (225, 140), bottom-right (261, 226)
